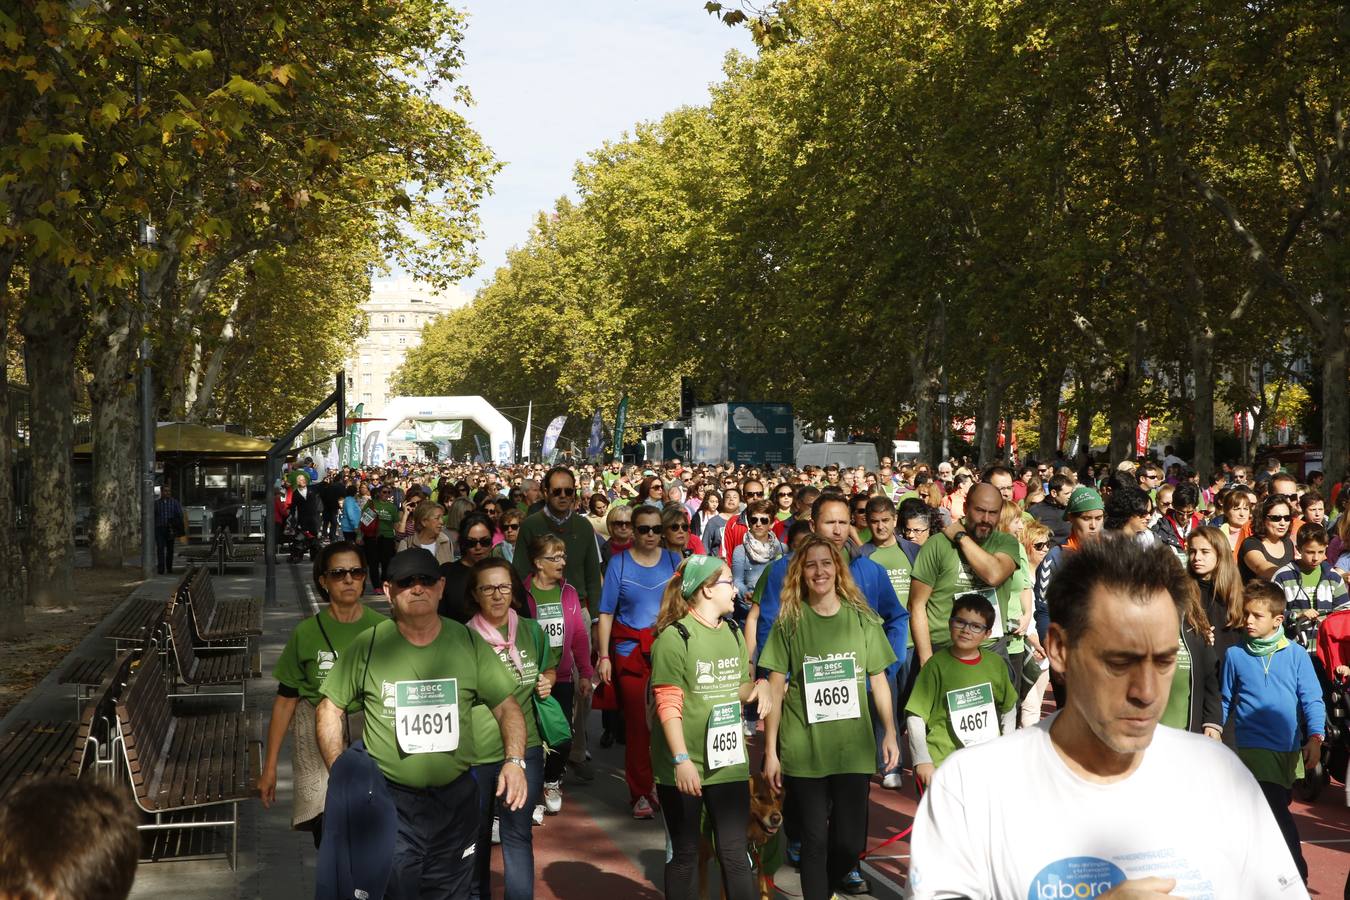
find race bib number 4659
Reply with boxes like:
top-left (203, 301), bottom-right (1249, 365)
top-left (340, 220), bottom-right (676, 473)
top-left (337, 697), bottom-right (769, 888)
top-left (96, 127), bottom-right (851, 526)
top-left (395, 678), bottom-right (459, 754)
top-left (802, 658), bottom-right (860, 723)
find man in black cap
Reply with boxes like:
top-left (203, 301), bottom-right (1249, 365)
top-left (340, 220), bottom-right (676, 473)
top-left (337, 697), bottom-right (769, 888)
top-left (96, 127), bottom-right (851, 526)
top-left (318, 548), bottom-right (527, 900)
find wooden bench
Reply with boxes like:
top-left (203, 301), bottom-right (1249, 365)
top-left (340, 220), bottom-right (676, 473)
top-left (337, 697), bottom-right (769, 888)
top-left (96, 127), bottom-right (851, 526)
top-left (113, 651), bottom-right (259, 868)
top-left (105, 596), bottom-right (170, 653)
top-left (182, 567), bottom-right (261, 642)
top-left (165, 601), bottom-right (261, 710)
top-left (56, 655), bottom-right (114, 718)
top-left (0, 721), bottom-right (82, 797)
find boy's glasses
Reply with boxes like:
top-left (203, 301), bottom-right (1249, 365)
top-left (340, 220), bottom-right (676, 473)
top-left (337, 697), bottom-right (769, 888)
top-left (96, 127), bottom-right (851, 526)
top-left (949, 617), bottom-right (990, 634)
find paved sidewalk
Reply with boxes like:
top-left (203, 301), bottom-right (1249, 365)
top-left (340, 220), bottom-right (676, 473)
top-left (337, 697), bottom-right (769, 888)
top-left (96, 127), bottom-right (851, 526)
top-left (5, 557), bottom-right (905, 899)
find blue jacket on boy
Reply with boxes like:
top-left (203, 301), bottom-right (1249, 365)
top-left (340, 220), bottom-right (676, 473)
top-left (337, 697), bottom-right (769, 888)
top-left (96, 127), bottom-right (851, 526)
top-left (1220, 639), bottom-right (1325, 753)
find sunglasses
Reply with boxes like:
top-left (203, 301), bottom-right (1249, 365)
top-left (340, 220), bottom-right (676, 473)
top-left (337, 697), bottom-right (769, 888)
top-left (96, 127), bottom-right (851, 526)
top-left (776, 491), bottom-right (793, 498)
top-left (325, 567), bottom-right (367, 580)
top-left (1032, 541), bottom-right (1049, 551)
top-left (462, 536), bottom-right (493, 548)
top-left (749, 516), bottom-right (772, 525)
top-left (393, 574), bottom-right (439, 589)
top-left (665, 523), bottom-right (690, 532)
top-left (1266, 514), bottom-right (1292, 522)
top-left (551, 486), bottom-right (576, 497)
top-left (635, 524), bottom-right (662, 535)
top-left (744, 491), bottom-right (764, 498)
top-left (503, 523), bottom-right (520, 531)
top-left (612, 520), bottom-right (633, 527)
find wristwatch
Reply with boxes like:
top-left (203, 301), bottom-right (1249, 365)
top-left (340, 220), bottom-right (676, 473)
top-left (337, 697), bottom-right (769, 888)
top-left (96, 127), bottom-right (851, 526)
top-left (505, 756), bottom-right (527, 771)
top-left (950, 530), bottom-right (968, 544)
top-left (672, 752), bottom-right (691, 765)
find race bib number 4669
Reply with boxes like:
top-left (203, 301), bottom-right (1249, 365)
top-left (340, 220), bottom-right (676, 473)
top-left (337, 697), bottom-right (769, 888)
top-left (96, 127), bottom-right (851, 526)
top-left (802, 658), bottom-right (860, 723)
top-left (395, 678), bottom-right (459, 754)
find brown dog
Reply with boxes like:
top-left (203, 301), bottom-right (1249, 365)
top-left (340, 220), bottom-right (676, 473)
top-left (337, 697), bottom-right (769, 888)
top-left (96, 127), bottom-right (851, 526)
top-left (697, 773), bottom-right (785, 899)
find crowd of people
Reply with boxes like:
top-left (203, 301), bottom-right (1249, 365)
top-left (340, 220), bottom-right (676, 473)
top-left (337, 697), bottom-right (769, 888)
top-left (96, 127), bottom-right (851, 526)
top-left (254, 449), bottom-right (1350, 899)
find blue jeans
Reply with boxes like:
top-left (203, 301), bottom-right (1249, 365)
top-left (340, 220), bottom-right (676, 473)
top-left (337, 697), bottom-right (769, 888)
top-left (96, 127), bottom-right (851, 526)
top-left (471, 745), bottom-right (544, 900)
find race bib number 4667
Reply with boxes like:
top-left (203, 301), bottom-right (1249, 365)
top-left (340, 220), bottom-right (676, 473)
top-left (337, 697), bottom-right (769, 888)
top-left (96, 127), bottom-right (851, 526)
top-left (947, 682), bottom-right (997, 748)
top-left (395, 678), bottom-right (459, 754)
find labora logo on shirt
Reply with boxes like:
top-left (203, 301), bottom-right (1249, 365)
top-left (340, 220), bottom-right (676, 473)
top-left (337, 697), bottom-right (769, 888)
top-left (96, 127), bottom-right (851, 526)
top-left (1028, 857), bottom-right (1126, 899)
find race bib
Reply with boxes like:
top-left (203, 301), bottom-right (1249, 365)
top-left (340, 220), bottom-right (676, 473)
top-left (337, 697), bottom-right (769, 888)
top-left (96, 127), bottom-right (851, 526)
top-left (536, 602), bottom-right (566, 649)
top-left (705, 701), bottom-right (745, 769)
top-left (394, 678), bottom-right (459, 754)
top-left (802, 658), bottom-right (860, 724)
top-left (947, 682), bottom-right (997, 748)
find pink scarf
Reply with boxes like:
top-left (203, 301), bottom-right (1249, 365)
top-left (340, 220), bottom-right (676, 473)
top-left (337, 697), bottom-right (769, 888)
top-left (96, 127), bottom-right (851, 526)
top-left (469, 607), bottom-right (524, 673)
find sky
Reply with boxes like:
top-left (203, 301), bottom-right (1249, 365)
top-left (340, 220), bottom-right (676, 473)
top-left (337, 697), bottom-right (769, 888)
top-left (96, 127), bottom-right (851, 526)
top-left (437, 1), bottom-right (756, 294)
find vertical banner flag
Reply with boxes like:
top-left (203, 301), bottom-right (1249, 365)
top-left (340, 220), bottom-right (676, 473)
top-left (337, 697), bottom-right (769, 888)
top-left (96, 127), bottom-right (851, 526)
top-left (587, 410), bottom-right (603, 460)
top-left (612, 394), bottom-right (629, 456)
top-left (345, 403), bottom-right (364, 467)
top-left (1135, 417), bottom-right (1151, 459)
top-left (541, 415), bottom-right (567, 460)
top-left (473, 434), bottom-right (489, 463)
top-left (1057, 411), bottom-right (1069, 452)
top-left (521, 401), bottom-right (533, 462)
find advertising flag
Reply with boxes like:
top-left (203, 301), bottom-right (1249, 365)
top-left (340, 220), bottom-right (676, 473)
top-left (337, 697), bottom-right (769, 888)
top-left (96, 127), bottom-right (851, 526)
top-left (541, 415), bottom-right (567, 460)
top-left (587, 410), bottom-right (604, 460)
top-left (521, 401), bottom-right (532, 462)
top-left (613, 394), bottom-right (629, 456)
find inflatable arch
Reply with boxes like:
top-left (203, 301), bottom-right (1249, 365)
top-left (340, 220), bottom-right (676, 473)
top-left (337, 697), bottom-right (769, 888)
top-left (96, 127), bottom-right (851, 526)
top-left (373, 396), bottom-right (515, 464)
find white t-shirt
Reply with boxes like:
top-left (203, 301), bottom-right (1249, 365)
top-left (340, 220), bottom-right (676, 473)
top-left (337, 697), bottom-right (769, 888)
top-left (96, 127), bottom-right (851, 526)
top-left (908, 714), bottom-right (1308, 900)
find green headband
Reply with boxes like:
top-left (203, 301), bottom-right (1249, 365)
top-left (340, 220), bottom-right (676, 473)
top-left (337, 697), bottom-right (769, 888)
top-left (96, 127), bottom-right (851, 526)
top-left (681, 554), bottom-right (724, 598)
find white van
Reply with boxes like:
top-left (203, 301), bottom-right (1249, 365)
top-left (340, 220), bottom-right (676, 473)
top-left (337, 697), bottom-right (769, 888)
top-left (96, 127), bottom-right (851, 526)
top-left (795, 442), bottom-right (880, 470)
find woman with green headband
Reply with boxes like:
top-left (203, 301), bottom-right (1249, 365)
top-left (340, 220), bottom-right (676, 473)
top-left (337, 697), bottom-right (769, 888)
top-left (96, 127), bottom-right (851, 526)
top-left (649, 554), bottom-right (773, 900)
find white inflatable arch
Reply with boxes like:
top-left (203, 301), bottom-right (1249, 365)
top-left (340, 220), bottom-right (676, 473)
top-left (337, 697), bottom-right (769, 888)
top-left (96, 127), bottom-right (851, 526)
top-left (375, 396), bottom-right (515, 464)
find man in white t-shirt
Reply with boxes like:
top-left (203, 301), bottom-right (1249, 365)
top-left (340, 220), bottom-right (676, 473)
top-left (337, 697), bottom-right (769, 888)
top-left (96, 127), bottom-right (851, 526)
top-left (908, 535), bottom-right (1308, 899)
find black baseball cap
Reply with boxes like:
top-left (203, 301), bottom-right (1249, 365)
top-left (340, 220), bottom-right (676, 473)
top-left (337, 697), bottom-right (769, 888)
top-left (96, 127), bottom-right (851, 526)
top-left (384, 548), bottom-right (443, 583)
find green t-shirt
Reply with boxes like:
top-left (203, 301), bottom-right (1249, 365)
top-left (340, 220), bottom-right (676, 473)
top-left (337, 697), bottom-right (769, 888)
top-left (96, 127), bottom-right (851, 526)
top-left (904, 648), bottom-right (1016, 768)
top-left (911, 529), bottom-right (1020, 649)
top-left (856, 527), bottom-right (873, 545)
top-left (1160, 628), bottom-right (1192, 730)
top-left (273, 606), bottom-right (388, 706)
top-left (869, 543), bottom-right (915, 647)
top-left (467, 618), bottom-right (550, 762)
top-left (649, 615), bottom-right (751, 788)
top-left (320, 618), bottom-right (517, 788)
top-left (1004, 544), bottom-right (1031, 655)
top-left (372, 499), bottom-right (398, 538)
top-left (759, 603), bottom-right (896, 777)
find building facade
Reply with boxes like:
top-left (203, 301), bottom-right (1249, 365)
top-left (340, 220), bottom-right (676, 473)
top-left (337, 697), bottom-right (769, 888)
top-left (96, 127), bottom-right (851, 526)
top-left (345, 279), bottom-right (467, 416)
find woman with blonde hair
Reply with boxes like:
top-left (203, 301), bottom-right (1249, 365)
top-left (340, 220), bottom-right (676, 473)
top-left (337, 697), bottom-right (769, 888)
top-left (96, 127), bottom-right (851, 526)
top-left (761, 537), bottom-right (898, 900)
top-left (395, 500), bottom-right (454, 564)
top-left (648, 555), bottom-right (772, 900)
top-left (1016, 521), bottom-right (1053, 725)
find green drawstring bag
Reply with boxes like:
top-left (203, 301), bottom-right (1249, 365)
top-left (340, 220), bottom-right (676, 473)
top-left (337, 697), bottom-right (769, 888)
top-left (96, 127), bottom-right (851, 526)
top-left (531, 625), bottom-right (574, 749)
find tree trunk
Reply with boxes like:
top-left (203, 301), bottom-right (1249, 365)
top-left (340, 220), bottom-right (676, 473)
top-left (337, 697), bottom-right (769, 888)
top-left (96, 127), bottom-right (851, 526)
top-left (978, 367), bottom-right (1004, 465)
top-left (1190, 327), bottom-right (1216, 480)
top-left (120, 412), bottom-right (143, 560)
top-left (86, 302), bottom-right (139, 569)
top-left (909, 341), bottom-right (938, 463)
top-left (1037, 363), bottom-right (1065, 463)
top-left (1321, 296), bottom-right (1349, 501)
top-left (188, 298), bottom-right (239, 420)
top-left (1004, 411), bottom-right (1016, 465)
top-left (0, 260), bottom-right (26, 637)
top-left (1108, 325), bottom-right (1148, 463)
top-left (19, 263), bottom-right (83, 609)
top-left (1075, 373), bottom-right (1094, 470)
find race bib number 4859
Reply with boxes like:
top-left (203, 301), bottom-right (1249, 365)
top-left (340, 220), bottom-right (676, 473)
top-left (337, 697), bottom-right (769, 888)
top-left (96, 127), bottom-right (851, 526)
top-left (395, 678), bottom-right (459, 754)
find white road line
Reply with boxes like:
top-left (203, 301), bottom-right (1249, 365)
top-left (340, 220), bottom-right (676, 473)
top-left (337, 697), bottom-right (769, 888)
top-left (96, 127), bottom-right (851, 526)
top-left (861, 858), bottom-right (908, 899)
top-left (1303, 837), bottom-right (1350, 845)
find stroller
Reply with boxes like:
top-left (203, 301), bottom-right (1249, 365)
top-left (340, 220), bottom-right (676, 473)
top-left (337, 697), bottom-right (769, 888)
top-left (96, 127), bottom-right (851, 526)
top-left (1302, 606), bottom-right (1350, 802)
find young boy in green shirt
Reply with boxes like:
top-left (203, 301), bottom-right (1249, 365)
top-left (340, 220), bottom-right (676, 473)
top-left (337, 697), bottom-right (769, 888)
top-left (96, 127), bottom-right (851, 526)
top-left (905, 593), bottom-right (1016, 789)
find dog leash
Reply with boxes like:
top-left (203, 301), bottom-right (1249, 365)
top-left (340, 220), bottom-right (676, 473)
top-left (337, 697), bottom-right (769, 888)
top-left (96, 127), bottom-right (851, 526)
top-left (858, 778), bottom-right (922, 860)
